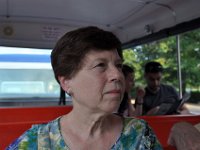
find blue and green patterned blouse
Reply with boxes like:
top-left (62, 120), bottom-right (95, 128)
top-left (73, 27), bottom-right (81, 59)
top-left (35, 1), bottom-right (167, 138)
top-left (7, 117), bottom-right (163, 150)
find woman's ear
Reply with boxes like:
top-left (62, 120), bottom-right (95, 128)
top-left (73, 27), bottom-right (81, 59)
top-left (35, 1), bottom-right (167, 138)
top-left (58, 76), bottom-right (71, 93)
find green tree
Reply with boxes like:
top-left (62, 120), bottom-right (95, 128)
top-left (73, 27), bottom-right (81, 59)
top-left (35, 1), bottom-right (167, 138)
top-left (123, 28), bottom-right (200, 94)
top-left (180, 29), bottom-right (200, 91)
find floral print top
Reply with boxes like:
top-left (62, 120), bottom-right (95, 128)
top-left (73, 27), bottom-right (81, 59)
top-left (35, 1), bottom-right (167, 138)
top-left (6, 117), bottom-right (163, 150)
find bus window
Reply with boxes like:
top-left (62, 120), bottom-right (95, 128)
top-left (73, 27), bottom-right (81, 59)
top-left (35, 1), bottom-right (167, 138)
top-left (123, 28), bottom-right (200, 114)
top-left (0, 46), bottom-right (71, 107)
top-left (1, 81), bottom-right (45, 94)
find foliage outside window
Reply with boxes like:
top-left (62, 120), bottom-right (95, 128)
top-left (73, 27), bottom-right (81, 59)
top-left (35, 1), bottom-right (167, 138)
top-left (123, 28), bottom-right (200, 105)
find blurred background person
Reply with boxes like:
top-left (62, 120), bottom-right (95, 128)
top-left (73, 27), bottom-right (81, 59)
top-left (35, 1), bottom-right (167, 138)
top-left (118, 64), bottom-right (145, 116)
top-left (140, 61), bottom-right (189, 115)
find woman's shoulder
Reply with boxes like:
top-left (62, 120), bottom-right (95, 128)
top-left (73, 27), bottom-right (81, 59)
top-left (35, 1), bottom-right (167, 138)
top-left (6, 117), bottom-right (61, 150)
top-left (123, 117), bottom-right (147, 128)
top-left (28, 117), bottom-right (61, 135)
top-left (121, 117), bottom-right (149, 136)
top-left (36, 117), bottom-right (61, 133)
top-left (120, 117), bottom-right (163, 149)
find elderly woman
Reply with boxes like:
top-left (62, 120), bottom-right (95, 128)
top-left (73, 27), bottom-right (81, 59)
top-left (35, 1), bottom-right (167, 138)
top-left (7, 27), bottom-right (162, 150)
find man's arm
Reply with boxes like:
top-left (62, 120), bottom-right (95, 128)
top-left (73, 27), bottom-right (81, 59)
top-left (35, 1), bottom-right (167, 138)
top-left (168, 122), bottom-right (200, 150)
top-left (134, 87), bottom-right (145, 116)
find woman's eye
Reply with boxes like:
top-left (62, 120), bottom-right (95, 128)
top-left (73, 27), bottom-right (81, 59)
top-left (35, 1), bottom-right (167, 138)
top-left (116, 63), bottom-right (122, 69)
top-left (95, 63), bottom-right (106, 68)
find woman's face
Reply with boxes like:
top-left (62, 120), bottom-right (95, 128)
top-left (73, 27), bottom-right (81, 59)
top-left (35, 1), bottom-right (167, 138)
top-left (66, 49), bottom-right (125, 114)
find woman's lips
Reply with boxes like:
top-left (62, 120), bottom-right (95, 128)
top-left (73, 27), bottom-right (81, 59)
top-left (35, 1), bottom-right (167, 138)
top-left (105, 89), bottom-right (121, 94)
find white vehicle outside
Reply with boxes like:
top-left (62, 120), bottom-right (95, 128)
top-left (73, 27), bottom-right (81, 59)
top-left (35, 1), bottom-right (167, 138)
top-left (0, 46), bottom-right (71, 107)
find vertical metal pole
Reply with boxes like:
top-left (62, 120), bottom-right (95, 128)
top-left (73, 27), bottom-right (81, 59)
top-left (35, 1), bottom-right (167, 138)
top-left (176, 35), bottom-right (182, 99)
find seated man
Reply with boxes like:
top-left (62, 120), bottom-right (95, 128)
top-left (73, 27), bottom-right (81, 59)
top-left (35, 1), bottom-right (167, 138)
top-left (141, 61), bottom-right (188, 115)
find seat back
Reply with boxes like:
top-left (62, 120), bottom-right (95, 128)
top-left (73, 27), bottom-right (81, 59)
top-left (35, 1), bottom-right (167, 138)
top-left (0, 106), bottom-right (72, 123)
top-left (1, 106), bottom-right (200, 150)
top-left (0, 106), bottom-right (72, 149)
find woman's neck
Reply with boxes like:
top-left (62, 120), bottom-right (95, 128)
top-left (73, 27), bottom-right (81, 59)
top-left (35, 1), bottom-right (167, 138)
top-left (60, 110), bottom-right (123, 150)
top-left (62, 109), bottom-right (112, 137)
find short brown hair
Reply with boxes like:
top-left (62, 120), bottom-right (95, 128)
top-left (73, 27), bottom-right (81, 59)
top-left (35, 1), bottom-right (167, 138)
top-left (51, 26), bottom-right (122, 83)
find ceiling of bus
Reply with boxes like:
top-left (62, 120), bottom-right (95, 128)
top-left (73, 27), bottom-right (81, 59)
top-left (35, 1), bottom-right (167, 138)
top-left (0, 0), bottom-right (200, 48)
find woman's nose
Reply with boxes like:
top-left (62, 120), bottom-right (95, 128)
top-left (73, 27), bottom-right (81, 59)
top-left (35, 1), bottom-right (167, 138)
top-left (108, 66), bottom-right (123, 81)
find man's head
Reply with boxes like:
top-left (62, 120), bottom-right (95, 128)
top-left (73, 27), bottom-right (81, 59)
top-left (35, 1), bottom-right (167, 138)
top-left (144, 61), bottom-right (163, 93)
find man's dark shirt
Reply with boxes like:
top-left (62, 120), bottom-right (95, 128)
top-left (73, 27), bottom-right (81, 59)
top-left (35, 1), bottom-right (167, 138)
top-left (143, 84), bottom-right (179, 115)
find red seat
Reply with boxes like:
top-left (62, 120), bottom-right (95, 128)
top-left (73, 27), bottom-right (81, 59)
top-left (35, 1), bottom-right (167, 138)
top-left (0, 106), bottom-right (72, 149)
top-left (1, 106), bottom-right (199, 150)
top-left (0, 121), bottom-right (45, 149)
top-left (0, 106), bottom-right (72, 123)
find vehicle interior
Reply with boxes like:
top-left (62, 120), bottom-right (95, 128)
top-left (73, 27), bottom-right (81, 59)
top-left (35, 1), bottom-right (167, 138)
top-left (0, 0), bottom-right (200, 149)
top-left (1, 0), bottom-right (200, 106)
top-left (1, 0), bottom-right (200, 48)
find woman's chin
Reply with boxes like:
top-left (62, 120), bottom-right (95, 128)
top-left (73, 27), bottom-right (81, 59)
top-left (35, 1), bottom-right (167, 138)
top-left (105, 104), bottom-right (120, 114)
